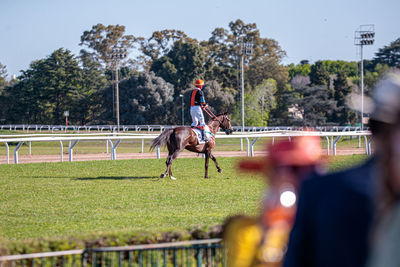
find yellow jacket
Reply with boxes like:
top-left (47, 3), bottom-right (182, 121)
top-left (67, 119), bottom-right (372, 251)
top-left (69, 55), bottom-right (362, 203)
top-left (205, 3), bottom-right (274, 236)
top-left (224, 215), bottom-right (290, 267)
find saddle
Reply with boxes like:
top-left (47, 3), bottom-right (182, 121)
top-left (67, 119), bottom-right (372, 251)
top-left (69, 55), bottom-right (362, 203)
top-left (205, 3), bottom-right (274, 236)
top-left (191, 125), bottom-right (213, 144)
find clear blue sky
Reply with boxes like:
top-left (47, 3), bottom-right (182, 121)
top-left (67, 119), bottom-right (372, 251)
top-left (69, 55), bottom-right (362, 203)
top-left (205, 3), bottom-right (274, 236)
top-left (0, 0), bottom-right (399, 77)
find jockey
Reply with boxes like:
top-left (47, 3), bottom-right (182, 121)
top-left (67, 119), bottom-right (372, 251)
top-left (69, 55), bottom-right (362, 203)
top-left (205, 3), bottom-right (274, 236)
top-left (190, 79), bottom-right (209, 141)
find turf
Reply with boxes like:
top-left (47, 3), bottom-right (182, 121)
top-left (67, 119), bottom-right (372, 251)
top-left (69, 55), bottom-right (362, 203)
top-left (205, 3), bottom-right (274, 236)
top-left (0, 155), bottom-right (368, 243)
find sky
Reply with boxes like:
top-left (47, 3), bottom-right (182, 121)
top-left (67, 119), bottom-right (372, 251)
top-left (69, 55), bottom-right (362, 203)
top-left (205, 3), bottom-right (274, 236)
top-left (0, 0), bottom-right (399, 78)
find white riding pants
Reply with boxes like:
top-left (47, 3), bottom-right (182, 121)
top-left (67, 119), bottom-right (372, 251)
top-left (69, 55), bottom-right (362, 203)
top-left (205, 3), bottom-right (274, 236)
top-left (190, 106), bottom-right (205, 128)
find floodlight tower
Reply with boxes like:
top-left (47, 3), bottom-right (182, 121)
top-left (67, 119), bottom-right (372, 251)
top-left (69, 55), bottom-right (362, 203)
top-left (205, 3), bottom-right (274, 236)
top-left (240, 41), bottom-right (253, 132)
top-left (354, 25), bottom-right (375, 130)
top-left (111, 47), bottom-right (127, 132)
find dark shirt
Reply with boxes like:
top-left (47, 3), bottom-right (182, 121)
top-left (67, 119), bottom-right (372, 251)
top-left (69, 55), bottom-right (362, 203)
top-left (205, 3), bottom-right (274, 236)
top-left (283, 158), bottom-right (376, 267)
top-left (190, 89), bottom-right (205, 106)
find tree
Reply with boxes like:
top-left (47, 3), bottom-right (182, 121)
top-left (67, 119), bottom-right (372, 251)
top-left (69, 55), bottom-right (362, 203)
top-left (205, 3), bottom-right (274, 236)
top-left (374, 37), bottom-right (400, 68)
top-left (151, 41), bottom-right (206, 95)
top-left (231, 79), bottom-right (277, 126)
top-left (179, 80), bottom-right (236, 126)
top-left (310, 61), bottom-right (330, 86)
top-left (138, 29), bottom-right (196, 70)
top-left (77, 51), bottom-right (109, 124)
top-left (321, 60), bottom-right (358, 77)
top-left (203, 19), bottom-right (288, 91)
top-left (288, 63), bottom-right (311, 79)
top-left (5, 49), bottom-right (83, 124)
top-left (201, 80), bottom-right (236, 114)
top-left (0, 62), bottom-right (9, 122)
top-left (99, 71), bottom-right (175, 125)
top-left (290, 75), bottom-right (310, 89)
top-left (0, 62), bottom-right (7, 89)
top-left (286, 85), bottom-right (338, 126)
top-left (332, 72), bottom-right (357, 125)
top-left (79, 24), bottom-right (136, 69)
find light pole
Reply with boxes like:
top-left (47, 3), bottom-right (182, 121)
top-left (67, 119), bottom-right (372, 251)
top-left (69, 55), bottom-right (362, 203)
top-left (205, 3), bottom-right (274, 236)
top-left (111, 47), bottom-right (127, 132)
top-left (355, 25), bottom-right (375, 130)
top-left (63, 111), bottom-right (69, 132)
top-left (179, 94), bottom-right (184, 125)
top-left (240, 41), bottom-right (253, 132)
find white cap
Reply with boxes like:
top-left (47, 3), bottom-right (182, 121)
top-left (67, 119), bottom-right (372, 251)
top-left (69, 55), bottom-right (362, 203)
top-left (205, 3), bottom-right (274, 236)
top-left (371, 71), bottom-right (400, 124)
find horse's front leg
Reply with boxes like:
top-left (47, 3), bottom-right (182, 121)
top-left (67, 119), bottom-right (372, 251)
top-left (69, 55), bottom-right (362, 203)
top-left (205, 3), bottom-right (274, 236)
top-left (210, 152), bottom-right (222, 174)
top-left (204, 151), bottom-right (210, 178)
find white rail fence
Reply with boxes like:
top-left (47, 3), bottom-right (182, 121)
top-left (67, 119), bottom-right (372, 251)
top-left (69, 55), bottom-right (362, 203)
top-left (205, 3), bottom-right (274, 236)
top-left (1, 124), bottom-right (366, 133)
top-left (0, 131), bottom-right (372, 164)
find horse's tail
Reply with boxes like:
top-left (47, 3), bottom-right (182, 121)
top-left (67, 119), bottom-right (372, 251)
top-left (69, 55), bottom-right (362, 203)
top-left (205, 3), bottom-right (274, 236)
top-left (150, 128), bottom-right (174, 151)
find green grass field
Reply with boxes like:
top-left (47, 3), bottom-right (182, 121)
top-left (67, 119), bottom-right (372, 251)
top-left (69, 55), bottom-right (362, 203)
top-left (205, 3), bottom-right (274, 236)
top-left (0, 155), bottom-right (368, 247)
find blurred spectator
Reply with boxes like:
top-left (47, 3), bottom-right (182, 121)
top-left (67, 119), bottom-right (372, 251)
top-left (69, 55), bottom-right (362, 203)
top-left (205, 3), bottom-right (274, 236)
top-left (223, 136), bottom-right (324, 267)
top-left (366, 71), bottom-right (400, 267)
top-left (283, 72), bottom-right (400, 267)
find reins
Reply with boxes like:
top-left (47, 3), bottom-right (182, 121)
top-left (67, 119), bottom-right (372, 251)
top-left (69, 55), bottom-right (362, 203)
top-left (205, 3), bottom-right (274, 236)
top-left (203, 106), bottom-right (224, 126)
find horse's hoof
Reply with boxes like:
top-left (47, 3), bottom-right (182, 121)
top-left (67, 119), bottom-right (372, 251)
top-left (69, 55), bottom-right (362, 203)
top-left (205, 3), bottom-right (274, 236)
top-left (160, 173), bottom-right (166, 178)
top-left (205, 176), bottom-right (209, 179)
top-left (218, 169), bottom-right (223, 174)
top-left (170, 176), bottom-right (177, 180)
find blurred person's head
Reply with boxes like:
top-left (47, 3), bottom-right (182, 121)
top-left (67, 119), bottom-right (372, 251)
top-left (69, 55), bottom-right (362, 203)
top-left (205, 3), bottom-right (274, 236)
top-left (369, 71), bottom-right (400, 206)
top-left (237, 136), bottom-right (323, 225)
top-left (238, 135), bottom-right (322, 186)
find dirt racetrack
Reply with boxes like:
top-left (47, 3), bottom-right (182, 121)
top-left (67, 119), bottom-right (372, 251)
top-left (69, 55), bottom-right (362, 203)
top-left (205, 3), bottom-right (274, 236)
top-left (0, 147), bottom-right (368, 164)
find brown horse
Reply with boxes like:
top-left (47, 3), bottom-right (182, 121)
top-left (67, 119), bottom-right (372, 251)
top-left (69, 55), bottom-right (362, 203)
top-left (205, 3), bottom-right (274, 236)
top-left (150, 113), bottom-right (233, 180)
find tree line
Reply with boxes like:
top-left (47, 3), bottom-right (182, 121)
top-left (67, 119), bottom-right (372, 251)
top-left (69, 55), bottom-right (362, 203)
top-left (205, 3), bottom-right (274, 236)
top-left (0, 20), bottom-right (399, 126)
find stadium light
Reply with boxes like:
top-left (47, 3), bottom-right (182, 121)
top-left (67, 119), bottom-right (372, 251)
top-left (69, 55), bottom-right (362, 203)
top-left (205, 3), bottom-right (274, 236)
top-left (240, 41), bottom-right (253, 133)
top-left (354, 24), bottom-right (375, 130)
top-left (111, 47), bottom-right (127, 132)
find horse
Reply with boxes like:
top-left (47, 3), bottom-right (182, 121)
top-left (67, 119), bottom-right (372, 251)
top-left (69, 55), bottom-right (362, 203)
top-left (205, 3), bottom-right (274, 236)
top-left (150, 113), bottom-right (233, 180)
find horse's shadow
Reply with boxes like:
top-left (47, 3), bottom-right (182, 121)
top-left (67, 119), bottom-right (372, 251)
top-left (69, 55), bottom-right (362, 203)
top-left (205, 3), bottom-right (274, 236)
top-left (74, 176), bottom-right (159, 181)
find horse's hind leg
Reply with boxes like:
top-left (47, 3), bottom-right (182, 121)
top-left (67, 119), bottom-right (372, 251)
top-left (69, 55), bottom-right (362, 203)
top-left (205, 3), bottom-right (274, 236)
top-left (160, 151), bottom-right (173, 178)
top-left (205, 151), bottom-right (210, 178)
top-left (167, 149), bottom-right (182, 180)
top-left (210, 152), bottom-right (223, 174)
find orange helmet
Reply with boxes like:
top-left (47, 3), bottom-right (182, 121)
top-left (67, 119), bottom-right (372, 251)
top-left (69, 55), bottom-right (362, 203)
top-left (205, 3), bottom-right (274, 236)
top-left (195, 79), bottom-right (204, 89)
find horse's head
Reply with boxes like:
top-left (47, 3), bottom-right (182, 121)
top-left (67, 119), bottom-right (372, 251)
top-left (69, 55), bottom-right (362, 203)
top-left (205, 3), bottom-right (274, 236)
top-left (217, 112), bottom-right (233, 135)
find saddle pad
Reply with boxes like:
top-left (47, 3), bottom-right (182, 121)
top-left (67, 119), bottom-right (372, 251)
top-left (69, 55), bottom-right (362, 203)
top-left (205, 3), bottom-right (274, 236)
top-left (192, 128), bottom-right (206, 144)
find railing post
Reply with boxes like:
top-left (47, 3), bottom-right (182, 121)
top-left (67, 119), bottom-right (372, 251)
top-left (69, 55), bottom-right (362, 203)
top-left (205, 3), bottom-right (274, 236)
top-left (246, 138), bottom-right (250, 157)
top-left (59, 141), bottom-right (63, 162)
top-left (112, 140), bottom-right (121, 160)
top-left (367, 136), bottom-right (373, 155)
top-left (363, 136), bottom-right (372, 155)
top-left (333, 136), bottom-right (341, 156)
top-left (156, 146), bottom-right (160, 159)
top-left (81, 250), bottom-right (88, 267)
top-left (325, 136), bottom-right (330, 155)
top-left (196, 247), bottom-right (202, 267)
top-left (28, 141), bottom-right (31, 155)
top-left (14, 142), bottom-right (24, 164)
top-left (69, 140), bottom-right (79, 162)
top-left (141, 139), bottom-right (144, 153)
top-left (250, 137), bottom-right (259, 157)
top-left (108, 140), bottom-right (114, 160)
top-left (4, 142), bottom-right (9, 164)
